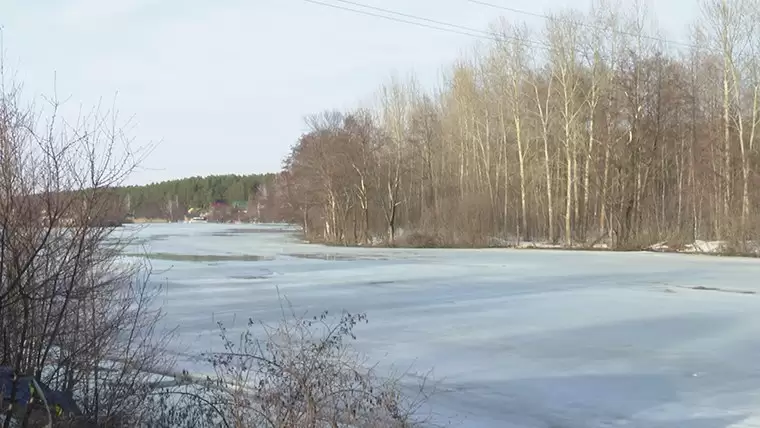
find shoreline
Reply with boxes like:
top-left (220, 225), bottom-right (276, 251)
top-left (138, 222), bottom-right (760, 259)
top-left (302, 236), bottom-right (760, 259)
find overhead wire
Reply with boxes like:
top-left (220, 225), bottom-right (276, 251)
top-left (467, 0), bottom-right (695, 49)
top-left (301, 0), bottom-right (549, 50)
top-left (302, 0), bottom-right (695, 52)
top-left (302, 0), bottom-right (494, 41)
top-left (328, 0), bottom-right (515, 41)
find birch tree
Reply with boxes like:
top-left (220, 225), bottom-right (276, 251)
top-left (546, 11), bottom-right (585, 245)
top-left (493, 21), bottom-right (532, 240)
top-left (378, 78), bottom-right (412, 244)
top-left (702, 0), bottom-right (760, 238)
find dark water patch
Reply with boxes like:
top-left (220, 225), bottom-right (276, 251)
top-left (123, 252), bottom-right (274, 262)
top-left (122, 234), bottom-right (184, 246)
top-left (675, 285), bottom-right (756, 295)
top-left (147, 233), bottom-right (182, 241)
top-left (229, 274), bottom-right (273, 280)
top-left (210, 228), bottom-right (298, 237)
top-left (285, 252), bottom-right (390, 261)
top-left (366, 280), bottom-right (395, 287)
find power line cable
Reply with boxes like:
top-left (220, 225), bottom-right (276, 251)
top-left (330, 0), bottom-right (502, 40)
top-left (468, 0), bottom-right (695, 48)
top-left (303, 0), bottom-right (492, 40)
top-left (302, 0), bottom-right (694, 54)
top-left (302, 0), bottom-right (549, 49)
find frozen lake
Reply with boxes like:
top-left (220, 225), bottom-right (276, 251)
top-left (124, 223), bottom-right (760, 428)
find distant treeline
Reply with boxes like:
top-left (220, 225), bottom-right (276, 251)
top-left (117, 173), bottom-right (276, 220)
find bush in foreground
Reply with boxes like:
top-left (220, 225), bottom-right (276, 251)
top-left (142, 302), bottom-right (434, 428)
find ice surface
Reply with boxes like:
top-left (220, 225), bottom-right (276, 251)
top-left (122, 223), bottom-right (760, 427)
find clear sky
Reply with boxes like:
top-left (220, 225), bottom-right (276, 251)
top-left (2, 0), bottom-right (699, 185)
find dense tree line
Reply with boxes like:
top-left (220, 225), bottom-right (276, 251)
top-left (118, 174), bottom-right (275, 220)
top-left (270, 0), bottom-right (760, 251)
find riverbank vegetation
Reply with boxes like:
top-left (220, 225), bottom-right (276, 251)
top-left (269, 0), bottom-right (760, 255)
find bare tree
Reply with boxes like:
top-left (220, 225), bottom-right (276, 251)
top-left (545, 10), bottom-right (586, 245)
top-left (701, 0), bottom-right (760, 242)
top-left (377, 78), bottom-right (412, 245)
top-left (0, 54), bottom-right (171, 427)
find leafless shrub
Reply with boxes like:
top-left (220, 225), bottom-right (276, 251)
top-left (719, 216), bottom-right (760, 256)
top-left (0, 51), bottom-right (170, 427)
top-left (395, 231), bottom-right (445, 248)
top-left (144, 298), bottom-right (435, 428)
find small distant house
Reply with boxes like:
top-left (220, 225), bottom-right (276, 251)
top-left (208, 200), bottom-right (232, 222)
top-left (211, 200), bottom-right (229, 210)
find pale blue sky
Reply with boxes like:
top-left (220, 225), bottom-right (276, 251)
top-left (2, 0), bottom-right (699, 185)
